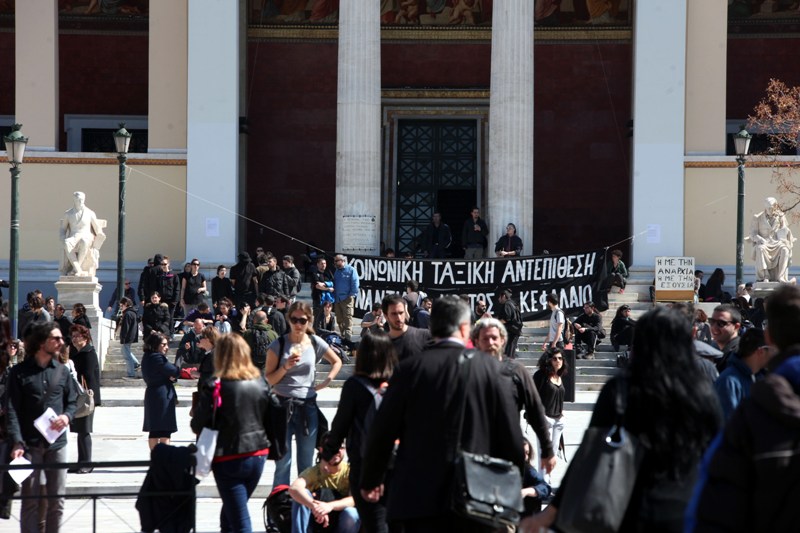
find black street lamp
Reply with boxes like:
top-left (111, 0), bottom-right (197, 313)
top-left (4, 124), bottom-right (28, 338)
top-left (734, 126), bottom-right (752, 288)
top-left (113, 123), bottom-right (132, 307)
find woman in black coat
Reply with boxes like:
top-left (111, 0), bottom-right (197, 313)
top-left (610, 304), bottom-right (636, 351)
top-left (141, 332), bottom-right (180, 450)
top-left (320, 331), bottom-right (397, 533)
top-left (69, 324), bottom-right (101, 473)
top-left (142, 291), bottom-right (171, 340)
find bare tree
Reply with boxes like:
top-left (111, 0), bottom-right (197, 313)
top-left (748, 78), bottom-right (800, 220)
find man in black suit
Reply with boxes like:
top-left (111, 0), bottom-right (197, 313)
top-left (360, 296), bottom-right (524, 532)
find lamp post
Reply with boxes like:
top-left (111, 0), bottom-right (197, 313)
top-left (3, 124), bottom-right (28, 339)
top-left (113, 123), bottom-right (132, 306)
top-left (734, 126), bottom-right (752, 289)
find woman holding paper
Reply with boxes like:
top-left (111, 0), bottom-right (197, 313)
top-left (191, 334), bottom-right (272, 533)
top-left (141, 332), bottom-right (180, 450)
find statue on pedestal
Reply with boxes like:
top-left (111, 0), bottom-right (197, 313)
top-left (59, 191), bottom-right (106, 277)
top-left (750, 197), bottom-right (795, 283)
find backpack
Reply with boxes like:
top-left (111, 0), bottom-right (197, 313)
top-left (560, 310), bottom-right (574, 344)
top-left (352, 376), bottom-right (387, 458)
top-left (248, 328), bottom-right (271, 370)
top-left (263, 485), bottom-right (292, 533)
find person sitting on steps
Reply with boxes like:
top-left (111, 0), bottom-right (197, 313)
top-left (573, 301), bottom-right (605, 359)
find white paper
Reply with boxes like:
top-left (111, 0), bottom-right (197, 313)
top-left (8, 457), bottom-right (33, 485)
top-left (34, 407), bottom-right (67, 444)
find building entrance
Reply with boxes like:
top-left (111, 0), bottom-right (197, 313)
top-left (394, 119), bottom-right (478, 257)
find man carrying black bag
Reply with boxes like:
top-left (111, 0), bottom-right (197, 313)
top-left (360, 296), bottom-right (524, 531)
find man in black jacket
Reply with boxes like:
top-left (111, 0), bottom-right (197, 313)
top-left (7, 322), bottom-right (78, 533)
top-left (496, 289), bottom-right (522, 359)
top-left (573, 301), bottom-right (605, 359)
top-left (360, 296), bottom-right (523, 531)
top-left (461, 207), bottom-right (489, 259)
top-left (472, 317), bottom-right (557, 474)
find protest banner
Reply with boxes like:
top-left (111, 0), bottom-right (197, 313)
top-left (346, 249), bottom-right (605, 320)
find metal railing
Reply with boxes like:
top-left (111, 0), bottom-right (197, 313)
top-left (0, 459), bottom-right (197, 532)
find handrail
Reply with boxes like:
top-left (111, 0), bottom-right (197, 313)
top-left (0, 458), bottom-right (197, 532)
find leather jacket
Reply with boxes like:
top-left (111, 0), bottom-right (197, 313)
top-left (191, 376), bottom-right (272, 457)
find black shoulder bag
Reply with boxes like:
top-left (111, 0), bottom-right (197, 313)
top-left (450, 351), bottom-right (523, 528)
top-left (554, 377), bottom-right (645, 533)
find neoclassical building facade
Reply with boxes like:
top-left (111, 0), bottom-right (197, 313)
top-left (0, 0), bottom-right (798, 292)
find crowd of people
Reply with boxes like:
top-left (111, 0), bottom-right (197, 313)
top-left (3, 242), bottom-right (800, 533)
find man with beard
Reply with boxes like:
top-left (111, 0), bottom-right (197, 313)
top-left (383, 294), bottom-right (431, 361)
top-left (472, 317), bottom-right (557, 474)
top-left (8, 322), bottom-right (78, 532)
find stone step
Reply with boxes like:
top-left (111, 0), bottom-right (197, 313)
top-left (575, 366), bottom-right (619, 376)
top-left (575, 382), bottom-right (607, 392)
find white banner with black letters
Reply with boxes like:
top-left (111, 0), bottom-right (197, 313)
top-left (348, 250), bottom-right (605, 320)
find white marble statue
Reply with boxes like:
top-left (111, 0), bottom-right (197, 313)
top-left (751, 197), bottom-right (795, 283)
top-left (59, 191), bottom-right (106, 277)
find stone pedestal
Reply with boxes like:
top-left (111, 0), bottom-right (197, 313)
top-left (752, 280), bottom-right (786, 300)
top-left (55, 276), bottom-right (104, 332)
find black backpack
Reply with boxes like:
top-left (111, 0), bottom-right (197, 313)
top-left (263, 485), bottom-right (292, 533)
top-left (248, 328), bottom-right (271, 370)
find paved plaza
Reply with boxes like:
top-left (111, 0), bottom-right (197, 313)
top-left (1, 384), bottom-right (598, 532)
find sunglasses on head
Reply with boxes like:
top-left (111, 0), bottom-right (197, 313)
top-left (290, 316), bottom-right (308, 325)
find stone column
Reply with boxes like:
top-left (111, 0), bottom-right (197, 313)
top-left (149, 0), bottom-right (188, 153)
top-left (186, 0), bottom-right (239, 263)
top-left (488, 0), bottom-right (534, 256)
top-left (685, 0), bottom-right (727, 155)
top-left (15, 0), bottom-right (59, 151)
top-left (335, 0), bottom-right (381, 255)
top-left (631, 0), bottom-right (688, 266)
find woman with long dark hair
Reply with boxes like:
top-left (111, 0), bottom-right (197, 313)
top-left (191, 334), bottom-right (272, 533)
top-left (522, 307), bottom-right (722, 533)
top-left (533, 347), bottom-right (568, 477)
top-left (143, 291), bottom-right (171, 339)
top-left (321, 330), bottom-right (397, 532)
top-left (610, 304), bottom-right (636, 351)
top-left (265, 301), bottom-right (342, 487)
top-left (141, 332), bottom-right (180, 449)
top-left (71, 302), bottom-right (91, 329)
top-left (196, 326), bottom-right (219, 386)
top-left (703, 268), bottom-right (726, 302)
top-left (68, 324), bottom-right (101, 473)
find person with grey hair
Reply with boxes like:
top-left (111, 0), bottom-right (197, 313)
top-left (361, 296), bottom-right (524, 530)
top-left (472, 318), bottom-right (556, 475)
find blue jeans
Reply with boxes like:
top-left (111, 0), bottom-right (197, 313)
top-left (212, 455), bottom-right (266, 533)
top-left (273, 399), bottom-right (319, 487)
top-left (122, 343), bottom-right (139, 377)
top-left (291, 491), bottom-right (360, 533)
top-left (21, 444), bottom-right (67, 533)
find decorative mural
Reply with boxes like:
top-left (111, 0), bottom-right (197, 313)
top-left (57, 0), bottom-right (148, 16)
top-left (248, 0), bottom-right (632, 27)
